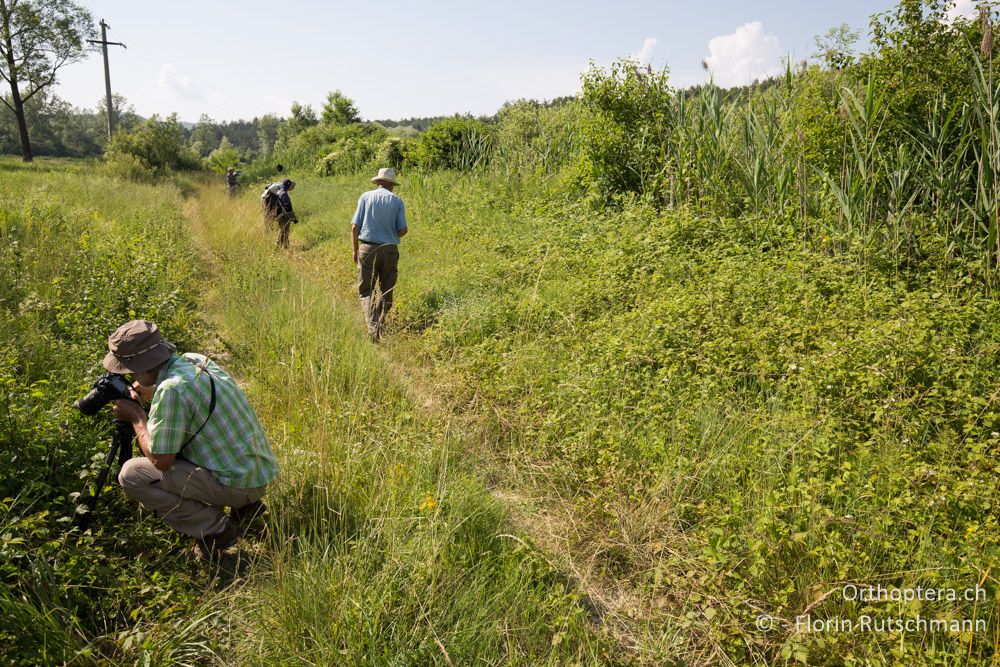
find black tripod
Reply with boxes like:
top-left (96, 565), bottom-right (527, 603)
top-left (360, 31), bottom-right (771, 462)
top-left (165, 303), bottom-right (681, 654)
top-left (73, 419), bottom-right (134, 530)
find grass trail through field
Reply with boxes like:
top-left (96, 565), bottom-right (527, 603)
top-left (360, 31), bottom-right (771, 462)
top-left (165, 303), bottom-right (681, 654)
top-left (182, 181), bottom-right (617, 665)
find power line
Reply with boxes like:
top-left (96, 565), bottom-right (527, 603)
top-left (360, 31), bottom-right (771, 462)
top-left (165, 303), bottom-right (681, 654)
top-left (106, 24), bottom-right (265, 119)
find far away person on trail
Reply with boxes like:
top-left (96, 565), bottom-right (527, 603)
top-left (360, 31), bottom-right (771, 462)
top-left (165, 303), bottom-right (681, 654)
top-left (262, 178), bottom-right (298, 249)
top-left (351, 167), bottom-right (408, 341)
top-left (105, 320), bottom-right (279, 560)
top-left (225, 167), bottom-right (240, 197)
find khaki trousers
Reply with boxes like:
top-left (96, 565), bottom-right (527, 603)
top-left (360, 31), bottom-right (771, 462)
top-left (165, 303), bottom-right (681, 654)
top-left (118, 457), bottom-right (266, 540)
top-left (357, 243), bottom-right (399, 335)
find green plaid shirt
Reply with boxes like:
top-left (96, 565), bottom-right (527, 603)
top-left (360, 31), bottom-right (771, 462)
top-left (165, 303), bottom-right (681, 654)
top-left (147, 353), bottom-right (278, 488)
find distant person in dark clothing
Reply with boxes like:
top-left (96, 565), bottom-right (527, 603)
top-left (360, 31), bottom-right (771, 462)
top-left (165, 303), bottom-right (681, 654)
top-left (225, 167), bottom-right (240, 197)
top-left (351, 168), bottom-right (407, 341)
top-left (262, 178), bottom-right (298, 249)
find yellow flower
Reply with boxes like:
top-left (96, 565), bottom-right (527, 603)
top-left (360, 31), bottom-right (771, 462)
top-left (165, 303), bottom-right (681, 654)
top-left (419, 494), bottom-right (438, 511)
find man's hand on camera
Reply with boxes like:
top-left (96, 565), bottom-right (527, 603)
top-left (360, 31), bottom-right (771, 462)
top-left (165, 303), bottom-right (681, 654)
top-left (112, 399), bottom-right (147, 424)
top-left (131, 381), bottom-right (155, 402)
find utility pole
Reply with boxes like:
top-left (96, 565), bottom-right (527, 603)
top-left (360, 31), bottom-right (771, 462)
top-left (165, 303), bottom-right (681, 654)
top-left (87, 20), bottom-right (126, 138)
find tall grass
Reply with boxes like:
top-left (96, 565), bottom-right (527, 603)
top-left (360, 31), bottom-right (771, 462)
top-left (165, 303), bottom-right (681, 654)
top-left (308, 169), bottom-right (1000, 665)
top-left (0, 159), bottom-right (219, 665)
top-left (186, 185), bottom-right (616, 665)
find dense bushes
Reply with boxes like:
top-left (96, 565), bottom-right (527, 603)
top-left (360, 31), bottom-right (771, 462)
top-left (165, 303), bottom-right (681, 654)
top-left (104, 114), bottom-right (201, 180)
top-left (311, 123), bottom-right (413, 176)
top-left (0, 163), bottom-right (209, 664)
top-left (494, 98), bottom-right (582, 175)
top-left (576, 60), bottom-right (674, 201)
top-left (406, 116), bottom-right (495, 171)
top-left (390, 173), bottom-right (1000, 664)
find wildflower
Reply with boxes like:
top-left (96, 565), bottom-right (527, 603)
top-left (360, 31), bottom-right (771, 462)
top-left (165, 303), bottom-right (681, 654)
top-left (419, 494), bottom-right (438, 511)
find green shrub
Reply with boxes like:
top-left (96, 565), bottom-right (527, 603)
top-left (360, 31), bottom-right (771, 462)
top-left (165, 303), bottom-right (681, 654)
top-left (104, 114), bottom-right (202, 176)
top-left (102, 150), bottom-right (154, 182)
top-left (577, 59), bottom-right (674, 202)
top-left (373, 135), bottom-right (414, 170)
top-left (494, 98), bottom-right (582, 175)
top-left (205, 136), bottom-right (240, 174)
top-left (408, 116), bottom-right (495, 171)
top-left (0, 163), bottom-right (208, 664)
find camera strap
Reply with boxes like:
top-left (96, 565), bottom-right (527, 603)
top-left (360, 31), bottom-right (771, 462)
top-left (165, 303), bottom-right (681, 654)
top-left (179, 359), bottom-right (217, 454)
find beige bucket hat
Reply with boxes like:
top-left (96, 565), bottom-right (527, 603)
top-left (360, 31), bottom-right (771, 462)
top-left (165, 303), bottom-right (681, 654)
top-left (103, 320), bottom-right (176, 374)
top-left (371, 167), bottom-right (399, 185)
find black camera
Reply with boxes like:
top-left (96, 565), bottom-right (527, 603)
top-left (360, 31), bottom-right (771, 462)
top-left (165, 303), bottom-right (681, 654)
top-left (75, 372), bottom-right (132, 416)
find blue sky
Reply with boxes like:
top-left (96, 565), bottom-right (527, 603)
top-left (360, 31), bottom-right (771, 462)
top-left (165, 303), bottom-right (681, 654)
top-left (52, 0), bottom-right (976, 124)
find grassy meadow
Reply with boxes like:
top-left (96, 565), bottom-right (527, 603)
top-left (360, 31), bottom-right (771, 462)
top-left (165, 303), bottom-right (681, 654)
top-left (5, 142), bottom-right (1000, 666)
top-left (5, 154), bottom-right (1000, 664)
top-left (285, 170), bottom-right (1000, 665)
top-left (0, 158), bottom-right (617, 666)
top-left (8, 12), bottom-right (1000, 661)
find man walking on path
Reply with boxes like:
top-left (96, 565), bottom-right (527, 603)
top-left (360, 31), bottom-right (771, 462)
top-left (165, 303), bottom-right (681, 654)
top-left (351, 167), bottom-right (407, 341)
top-left (262, 178), bottom-right (298, 249)
top-left (106, 320), bottom-right (279, 560)
top-left (225, 167), bottom-right (239, 197)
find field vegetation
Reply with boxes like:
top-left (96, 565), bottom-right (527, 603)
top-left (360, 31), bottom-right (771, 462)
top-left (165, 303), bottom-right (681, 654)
top-left (5, 0), bottom-right (1000, 664)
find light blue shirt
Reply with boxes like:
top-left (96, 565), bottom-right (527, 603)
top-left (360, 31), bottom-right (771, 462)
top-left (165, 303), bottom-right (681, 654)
top-left (351, 186), bottom-right (407, 245)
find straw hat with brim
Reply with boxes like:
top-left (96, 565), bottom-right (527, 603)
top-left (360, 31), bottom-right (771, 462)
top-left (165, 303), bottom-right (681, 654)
top-left (103, 320), bottom-right (177, 374)
top-left (371, 167), bottom-right (399, 185)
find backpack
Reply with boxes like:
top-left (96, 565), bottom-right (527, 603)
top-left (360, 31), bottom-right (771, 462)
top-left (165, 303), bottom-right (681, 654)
top-left (261, 183), bottom-right (281, 214)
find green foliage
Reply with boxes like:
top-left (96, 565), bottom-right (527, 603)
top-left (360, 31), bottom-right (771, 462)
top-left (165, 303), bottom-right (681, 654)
top-left (102, 149), bottom-right (154, 182)
top-left (189, 113), bottom-right (220, 157)
top-left (275, 101), bottom-right (318, 147)
top-left (494, 98), bottom-right (583, 175)
top-left (812, 23), bottom-right (861, 70)
top-left (389, 172), bottom-right (1000, 665)
top-left (577, 59), bottom-right (675, 202)
top-left (408, 115), bottom-right (496, 171)
top-left (784, 65), bottom-right (846, 177)
top-left (321, 90), bottom-right (361, 126)
top-left (860, 0), bottom-right (985, 139)
top-left (0, 0), bottom-right (96, 160)
top-left (0, 93), bottom-right (108, 157)
top-left (0, 159), bottom-right (211, 664)
top-left (105, 114), bottom-right (202, 178)
top-left (373, 135), bottom-right (414, 170)
top-left (206, 135), bottom-right (240, 173)
top-left (309, 123), bottom-right (386, 176)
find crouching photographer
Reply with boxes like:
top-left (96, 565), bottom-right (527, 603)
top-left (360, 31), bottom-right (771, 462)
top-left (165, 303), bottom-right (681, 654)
top-left (103, 320), bottom-right (279, 559)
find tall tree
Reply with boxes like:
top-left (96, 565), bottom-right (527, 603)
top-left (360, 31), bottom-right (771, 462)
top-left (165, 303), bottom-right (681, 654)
top-left (322, 90), bottom-right (360, 126)
top-left (0, 0), bottom-right (94, 161)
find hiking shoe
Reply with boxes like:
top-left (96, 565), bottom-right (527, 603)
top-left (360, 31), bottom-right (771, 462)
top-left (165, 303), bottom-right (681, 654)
top-left (230, 500), bottom-right (266, 536)
top-left (191, 520), bottom-right (239, 561)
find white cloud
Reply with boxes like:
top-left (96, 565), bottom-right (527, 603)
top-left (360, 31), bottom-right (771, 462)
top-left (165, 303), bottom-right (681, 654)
top-left (155, 64), bottom-right (203, 101)
top-left (148, 63), bottom-right (260, 120)
top-left (703, 22), bottom-right (783, 87)
top-left (630, 37), bottom-right (658, 66)
top-left (944, 0), bottom-right (977, 23)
